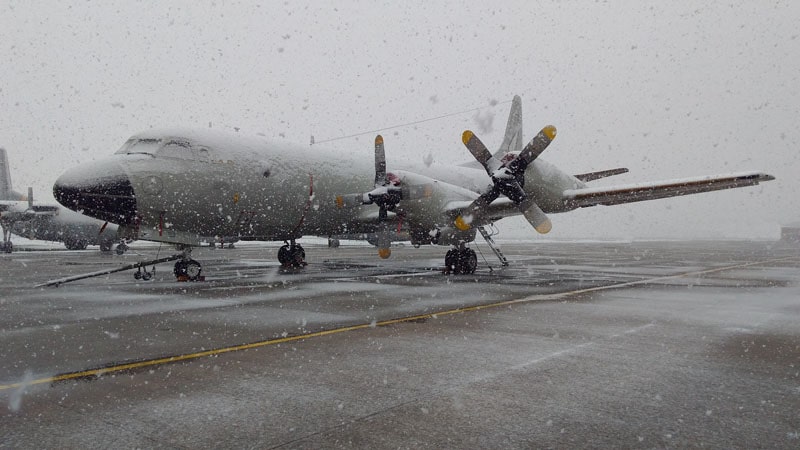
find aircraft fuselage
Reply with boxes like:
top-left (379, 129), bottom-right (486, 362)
top-left (54, 129), bottom-right (585, 247)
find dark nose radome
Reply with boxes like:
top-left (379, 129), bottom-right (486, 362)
top-left (53, 161), bottom-right (138, 226)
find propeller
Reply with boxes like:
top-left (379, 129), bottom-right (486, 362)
top-left (454, 125), bottom-right (557, 234)
top-left (335, 135), bottom-right (404, 259)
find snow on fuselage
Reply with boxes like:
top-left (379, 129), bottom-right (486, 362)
top-left (53, 128), bottom-right (584, 246)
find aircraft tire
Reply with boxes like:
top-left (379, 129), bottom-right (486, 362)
top-left (115, 243), bottom-right (128, 255)
top-left (185, 260), bottom-right (202, 280)
top-left (1, 242), bottom-right (12, 253)
top-left (292, 245), bottom-right (306, 265)
top-left (444, 249), bottom-right (458, 274)
top-left (174, 260), bottom-right (186, 278)
top-left (100, 241), bottom-right (113, 252)
top-left (278, 245), bottom-right (291, 265)
top-left (278, 244), bottom-right (306, 267)
top-left (458, 248), bottom-right (477, 275)
top-left (174, 259), bottom-right (202, 280)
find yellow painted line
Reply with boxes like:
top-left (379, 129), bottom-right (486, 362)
top-left (1, 255), bottom-right (796, 392)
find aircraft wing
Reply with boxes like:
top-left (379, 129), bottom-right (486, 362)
top-left (0, 201), bottom-right (59, 216)
top-left (562, 171), bottom-right (775, 208)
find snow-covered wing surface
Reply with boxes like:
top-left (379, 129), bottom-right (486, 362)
top-left (0, 200), bottom-right (14, 212)
top-left (0, 201), bottom-right (59, 214)
top-left (30, 204), bottom-right (60, 214)
top-left (563, 171), bottom-right (775, 208)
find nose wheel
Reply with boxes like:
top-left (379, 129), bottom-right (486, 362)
top-left (174, 259), bottom-right (203, 281)
top-left (278, 241), bottom-right (307, 268)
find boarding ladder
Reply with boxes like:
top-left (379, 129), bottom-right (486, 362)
top-left (477, 226), bottom-right (509, 267)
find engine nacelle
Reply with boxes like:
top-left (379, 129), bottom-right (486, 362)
top-left (429, 226), bottom-right (476, 246)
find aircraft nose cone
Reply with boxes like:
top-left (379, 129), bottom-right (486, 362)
top-left (53, 159), bottom-right (138, 226)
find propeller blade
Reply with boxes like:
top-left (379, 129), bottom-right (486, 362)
top-left (514, 125), bottom-right (557, 170)
top-left (454, 187), bottom-right (500, 231)
top-left (457, 126), bottom-right (557, 235)
top-left (374, 135), bottom-right (386, 187)
top-left (335, 193), bottom-right (366, 208)
top-left (519, 198), bottom-right (552, 234)
top-left (462, 130), bottom-right (502, 176)
top-left (375, 227), bottom-right (392, 259)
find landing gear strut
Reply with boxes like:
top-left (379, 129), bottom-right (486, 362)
top-left (134, 266), bottom-right (153, 281)
top-left (444, 242), bottom-right (477, 275)
top-left (278, 240), bottom-right (306, 268)
top-left (0, 226), bottom-right (11, 253)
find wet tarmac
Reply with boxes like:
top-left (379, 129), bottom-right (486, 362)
top-left (1, 240), bottom-right (799, 448)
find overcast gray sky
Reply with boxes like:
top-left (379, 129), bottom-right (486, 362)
top-left (2, 1), bottom-right (797, 240)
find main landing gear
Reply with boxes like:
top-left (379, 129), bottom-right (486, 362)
top-left (444, 242), bottom-right (477, 275)
top-left (1, 226), bottom-right (12, 253)
top-left (278, 240), bottom-right (307, 268)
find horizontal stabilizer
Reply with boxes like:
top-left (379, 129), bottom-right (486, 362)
top-left (574, 168), bottom-right (629, 182)
top-left (563, 171), bottom-right (775, 208)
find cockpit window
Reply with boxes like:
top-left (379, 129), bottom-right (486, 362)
top-left (158, 140), bottom-right (194, 160)
top-left (114, 138), bottom-right (162, 155)
top-left (113, 137), bottom-right (208, 161)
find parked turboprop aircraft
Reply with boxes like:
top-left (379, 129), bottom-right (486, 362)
top-left (49, 96), bottom-right (774, 283)
top-left (0, 147), bottom-right (124, 253)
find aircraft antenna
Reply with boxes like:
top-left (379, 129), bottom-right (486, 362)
top-left (311, 99), bottom-right (512, 146)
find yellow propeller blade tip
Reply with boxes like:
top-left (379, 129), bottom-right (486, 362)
top-left (535, 220), bottom-right (553, 234)
top-left (375, 135), bottom-right (383, 145)
top-left (454, 216), bottom-right (472, 231)
top-left (543, 125), bottom-right (557, 140)
top-left (378, 248), bottom-right (392, 259)
top-left (461, 130), bottom-right (474, 145)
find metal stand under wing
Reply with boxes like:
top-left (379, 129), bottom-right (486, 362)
top-left (477, 226), bottom-right (509, 267)
top-left (34, 253), bottom-right (186, 288)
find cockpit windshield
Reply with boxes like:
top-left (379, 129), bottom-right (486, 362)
top-left (158, 140), bottom-right (195, 160)
top-left (113, 138), bottom-right (205, 161)
top-left (114, 138), bottom-right (161, 155)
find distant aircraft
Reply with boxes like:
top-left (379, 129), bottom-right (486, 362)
top-left (0, 148), bottom-right (125, 253)
top-left (49, 95), bottom-right (774, 283)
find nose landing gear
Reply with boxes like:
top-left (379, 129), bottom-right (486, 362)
top-left (174, 258), bottom-right (203, 281)
top-left (278, 240), bottom-right (307, 268)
